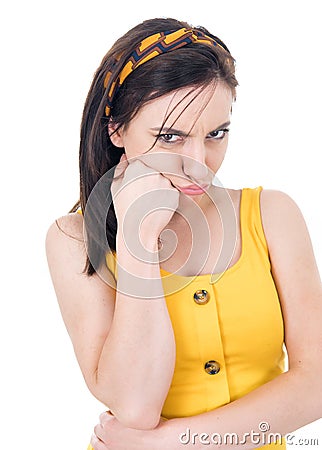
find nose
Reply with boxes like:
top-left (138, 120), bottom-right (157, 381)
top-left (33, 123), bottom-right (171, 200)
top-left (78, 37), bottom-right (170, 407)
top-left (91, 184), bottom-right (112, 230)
top-left (181, 141), bottom-right (209, 182)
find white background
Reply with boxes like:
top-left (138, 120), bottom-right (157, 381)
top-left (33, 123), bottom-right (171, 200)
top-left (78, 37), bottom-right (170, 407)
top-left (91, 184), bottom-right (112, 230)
top-left (1, 0), bottom-right (321, 448)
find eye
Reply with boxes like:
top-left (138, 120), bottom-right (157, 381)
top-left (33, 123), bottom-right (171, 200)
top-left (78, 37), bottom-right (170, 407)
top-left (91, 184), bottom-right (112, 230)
top-left (207, 128), bottom-right (230, 140)
top-left (157, 134), bottom-right (182, 144)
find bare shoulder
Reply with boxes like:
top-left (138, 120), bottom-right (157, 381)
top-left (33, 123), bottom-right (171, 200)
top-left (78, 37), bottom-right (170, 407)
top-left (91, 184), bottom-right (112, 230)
top-left (45, 212), bottom-right (116, 390)
top-left (45, 210), bottom-right (116, 288)
top-left (258, 189), bottom-right (308, 250)
top-left (45, 212), bottom-right (87, 275)
top-left (258, 190), bottom-right (322, 373)
top-left (46, 212), bottom-right (84, 247)
top-left (258, 188), bottom-right (321, 292)
top-left (259, 188), bottom-right (301, 213)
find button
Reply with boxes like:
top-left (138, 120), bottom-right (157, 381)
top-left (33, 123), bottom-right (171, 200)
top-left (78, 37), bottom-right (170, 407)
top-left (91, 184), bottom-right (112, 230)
top-left (193, 289), bottom-right (210, 305)
top-left (204, 360), bottom-right (220, 375)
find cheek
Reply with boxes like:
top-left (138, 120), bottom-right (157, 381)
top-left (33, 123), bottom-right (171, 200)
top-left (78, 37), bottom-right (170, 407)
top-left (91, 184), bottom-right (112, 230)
top-left (123, 135), bottom-right (158, 158)
top-left (122, 136), bottom-right (141, 158)
top-left (206, 147), bottom-right (227, 170)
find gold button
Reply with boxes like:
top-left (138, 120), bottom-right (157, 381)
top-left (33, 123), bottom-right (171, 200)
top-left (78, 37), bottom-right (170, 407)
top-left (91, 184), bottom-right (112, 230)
top-left (193, 289), bottom-right (210, 305)
top-left (204, 360), bottom-right (220, 375)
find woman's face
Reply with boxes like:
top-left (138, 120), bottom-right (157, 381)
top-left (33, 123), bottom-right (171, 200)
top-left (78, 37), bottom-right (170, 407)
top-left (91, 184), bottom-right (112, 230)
top-left (109, 82), bottom-right (233, 203)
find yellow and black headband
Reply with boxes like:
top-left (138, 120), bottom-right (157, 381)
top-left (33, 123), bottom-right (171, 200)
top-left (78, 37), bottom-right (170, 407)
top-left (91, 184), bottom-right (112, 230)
top-left (103, 27), bottom-right (226, 117)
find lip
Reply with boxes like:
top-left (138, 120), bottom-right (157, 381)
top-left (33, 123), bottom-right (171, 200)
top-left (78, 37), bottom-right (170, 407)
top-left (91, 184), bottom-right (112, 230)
top-left (176, 184), bottom-right (210, 195)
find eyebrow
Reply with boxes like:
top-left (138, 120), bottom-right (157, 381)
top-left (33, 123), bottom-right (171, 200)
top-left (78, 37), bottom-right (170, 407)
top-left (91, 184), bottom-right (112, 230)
top-left (150, 121), bottom-right (231, 136)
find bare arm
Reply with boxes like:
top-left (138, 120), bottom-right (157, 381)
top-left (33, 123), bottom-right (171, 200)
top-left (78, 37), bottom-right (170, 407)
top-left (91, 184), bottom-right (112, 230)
top-left (45, 213), bottom-right (175, 430)
top-left (94, 233), bottom-right (176, 429)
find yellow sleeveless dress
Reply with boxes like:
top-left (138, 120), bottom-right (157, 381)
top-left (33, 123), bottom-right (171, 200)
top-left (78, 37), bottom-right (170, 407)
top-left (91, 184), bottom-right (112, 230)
top-left (86, 187), bottom-right (286, 449)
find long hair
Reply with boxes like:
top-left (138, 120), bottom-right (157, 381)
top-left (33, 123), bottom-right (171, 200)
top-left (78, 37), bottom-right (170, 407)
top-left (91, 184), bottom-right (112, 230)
top-left (71, 17), bottom-right (238, 276)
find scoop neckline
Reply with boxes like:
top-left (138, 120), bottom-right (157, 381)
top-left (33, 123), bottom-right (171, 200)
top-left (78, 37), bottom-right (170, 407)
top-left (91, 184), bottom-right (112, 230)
top-left (159, 188), bottom-right (245, 281)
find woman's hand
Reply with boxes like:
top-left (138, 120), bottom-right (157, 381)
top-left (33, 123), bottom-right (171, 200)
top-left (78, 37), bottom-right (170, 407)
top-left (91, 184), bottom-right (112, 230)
top-left (111, 154), bottom-right (180, 242)
top-left (90, 411), bottom-right (173, 450)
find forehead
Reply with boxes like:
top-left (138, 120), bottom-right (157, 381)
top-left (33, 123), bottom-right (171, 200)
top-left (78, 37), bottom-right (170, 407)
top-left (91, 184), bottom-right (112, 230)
top-left (134, 83), bottom-right (233, 129)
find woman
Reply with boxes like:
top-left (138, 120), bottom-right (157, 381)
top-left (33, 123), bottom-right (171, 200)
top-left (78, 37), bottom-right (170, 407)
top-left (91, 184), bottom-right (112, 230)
top-left (45, 17), bottom-right (322, 449)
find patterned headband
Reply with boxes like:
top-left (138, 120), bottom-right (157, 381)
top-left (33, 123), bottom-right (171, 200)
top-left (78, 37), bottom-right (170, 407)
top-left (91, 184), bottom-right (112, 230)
top-left (103, 27), bottom-right (226, 117)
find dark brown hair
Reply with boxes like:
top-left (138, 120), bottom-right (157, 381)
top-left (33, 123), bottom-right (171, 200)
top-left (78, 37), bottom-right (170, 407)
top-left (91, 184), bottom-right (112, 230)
top-left (70, 17), bottom-right (238, 276)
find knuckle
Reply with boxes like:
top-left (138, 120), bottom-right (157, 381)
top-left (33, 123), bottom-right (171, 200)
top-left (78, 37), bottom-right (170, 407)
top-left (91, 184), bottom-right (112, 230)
top-left (92, 440), bottom-right (105, 450)
top-left (94, 424), bottom-right (102, 437)
top-left (90, 433), bottom-right (101, 450)
top-left (99, 411), bottom-right (107, 423)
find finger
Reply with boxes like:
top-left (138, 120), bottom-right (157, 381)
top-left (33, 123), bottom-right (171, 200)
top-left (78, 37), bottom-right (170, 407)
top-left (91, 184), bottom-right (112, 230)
top-left (113, 153), bottom-right (129, 180)
top-left (94, 423), bottom-right (109, 442)
top-left (119, 153), bottom-right (128, 166)
top-left (113, 159), bottom-right (127, 182)
top-left (123, 155), bottom-right (187, 192)
top-left (119, 153), bottom-right (172, 182)
top-left (122, 157), bottom-right (160, 184)
top-left (128, 152), bottom-right (181, 179)
top-left (99, 410), bottom-right (115, 425)
top-left (90, 433), bottom-right (107, 450)
top-left (111, 154), bottom-right (129, 197)
top-left (94, 424), bottom-right (104, 440)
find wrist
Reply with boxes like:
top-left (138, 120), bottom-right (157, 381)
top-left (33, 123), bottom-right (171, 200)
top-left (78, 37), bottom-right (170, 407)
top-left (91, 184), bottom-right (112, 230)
top-left (116, 232), bottom-right (160, 256)
top-left (115, 233), bottom-right (164, 300)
